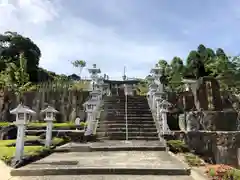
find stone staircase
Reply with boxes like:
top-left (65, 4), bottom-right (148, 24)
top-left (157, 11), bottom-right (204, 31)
top-left (97, 94), bottom-right (159, 140)
top-left (11, 141), bottom-right (192, 179)
top-left (10, 93), bottom-right (195, 179)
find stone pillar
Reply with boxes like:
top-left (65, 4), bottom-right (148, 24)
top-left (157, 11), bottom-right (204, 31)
top-left (14, 121), bottom-right (26, 161)
top-left (45, 119), bottom-right (53, 147)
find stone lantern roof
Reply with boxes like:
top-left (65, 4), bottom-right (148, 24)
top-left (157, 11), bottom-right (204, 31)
top-left (88, 64), bottom-right (101, 74)
top-left (10, 104), bottom-right (36, 115)
top-left (40, 106), bottom-right (59, 114)
top-left (150, 64), bottom-right (163, 74)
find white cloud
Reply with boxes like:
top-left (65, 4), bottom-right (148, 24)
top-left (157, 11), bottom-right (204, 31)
top-left (0, 0), bottom-right (187, 79)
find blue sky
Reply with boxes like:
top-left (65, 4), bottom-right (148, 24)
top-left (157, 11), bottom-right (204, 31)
top-left (0, 0), bottom-right (240, 79)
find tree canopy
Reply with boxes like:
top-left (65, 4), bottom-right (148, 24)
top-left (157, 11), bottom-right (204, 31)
top-left (156, 44), bottom-right (240, 93)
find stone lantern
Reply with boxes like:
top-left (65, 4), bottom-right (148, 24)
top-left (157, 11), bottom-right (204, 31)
top-left (150, 64), bottom-right (163, 79)
top-left (40, 106), bottom-right (59, 147)
top-left (159, 100), bottom-right (171, 133)
top-left (146, 75), bottom-right (155, 85)
top-left (83, 99), bottom-right (99, 136)
top-left (150, 64), bottom-right (164, 91)
top-left (90, 89), bottom-right (102, 101)
top-left (10, 104), bottom-right (36, 161)
top-left (88, 64), bottom-right (101, 90)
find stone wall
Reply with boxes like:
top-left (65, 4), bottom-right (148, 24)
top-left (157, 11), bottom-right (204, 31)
top-left (0, 89), bottom-right (89, 122)
top-left (164, 131), bottom-right (240, 167)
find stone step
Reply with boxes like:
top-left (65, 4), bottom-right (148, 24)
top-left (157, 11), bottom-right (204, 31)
top-left (104, 99), bottom-right (148, 104)
top-left (102, 136), bottom-right (160, 140)
top-left (105, 97), bottom-right (147, 100)
top-left (106, 116), bottom-right (153, 119)
top-left (104, 103), bottom-right (148, 105)
top-left (97, 127), bottom-right (157, 132)
top-left (102, 121), bottom-right (156, 125)
top-left (103, 131), bottom-right (158, 137)
top-left (99, 123), bottom-right (156, 127)
top-left (11, 151), bottom-right (190, 176)
top-left (105, 106), bottom-right (150, 109)
top-left (89, 140), bottom-right (166, 151)
top-left (106, 109), bottom-right (151, 112)
top-left (106, 113), bottom-right (152, 116)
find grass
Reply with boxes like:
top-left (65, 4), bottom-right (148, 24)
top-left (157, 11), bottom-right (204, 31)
top-left (184, 153), bottom-right (204, 167)
top-left (0, 122), bottom-right (11, 127)
top-left (166, 140), bottom-right (189, 153)
top-left (0, 136), bottom-right (65, 164)
top-left (0, 122), bottom-right (84, 128)
top-left (0, 146), bottom-right (48, 163)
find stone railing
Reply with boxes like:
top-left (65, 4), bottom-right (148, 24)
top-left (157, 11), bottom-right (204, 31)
top-left (147, 65), bottom-right (173, 147)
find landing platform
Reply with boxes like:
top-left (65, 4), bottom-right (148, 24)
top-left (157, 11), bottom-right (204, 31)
top-left (54, 140), bottom-right (167, 152)
top-left (11, 150), bottom-right (190, 176)
top-left (90, 140), bottom-right (167, 151)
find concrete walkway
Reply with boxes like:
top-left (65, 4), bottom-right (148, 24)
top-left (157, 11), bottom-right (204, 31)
top-left (7, 140), bottom-right (207, 180)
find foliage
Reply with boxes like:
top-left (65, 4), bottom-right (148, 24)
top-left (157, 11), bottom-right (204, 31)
top-left (0, 137), bottom-right (64, 164)
top-left (0, 52), bottom-right (34, 101)
top-left (154, 44), bottom-right (240, 94)
top-left (71, 60), bottom-right (86, 79)
top-left (205, 164), bottom-right (240, 180)
top-left (184, 153), bottom-right (204, 166)
top-left (166, 140), bottom-right (189, 153)
top-left (0, 31), bottom-right (41, 82)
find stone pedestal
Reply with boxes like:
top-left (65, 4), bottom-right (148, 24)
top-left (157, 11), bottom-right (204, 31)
top-left (45, 120), bottom-right (53, 147)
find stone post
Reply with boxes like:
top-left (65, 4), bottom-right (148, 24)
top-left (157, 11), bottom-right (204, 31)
top-left (159, 100), bottom-right (171, 134)
top-left (155, 97), bottom-right (162, 126)
top-left (10, 104), bottom-right (36, 162)
top-left (41, 106), bottom-right (59, 148)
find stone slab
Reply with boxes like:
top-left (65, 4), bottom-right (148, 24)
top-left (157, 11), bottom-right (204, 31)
top-left (90, 140), bottom-right (166, 151)
top-left (11, 151), bottom-right (190, 176)
top-left (13, 175), bottom-right (194, 180)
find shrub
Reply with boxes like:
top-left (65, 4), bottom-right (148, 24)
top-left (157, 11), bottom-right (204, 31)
top-left (184, 153), bottom-right (204, 166)
top-left (167, 140), bottom-right (189, 153)
top-left (206, 164), bottom-right (239, 179)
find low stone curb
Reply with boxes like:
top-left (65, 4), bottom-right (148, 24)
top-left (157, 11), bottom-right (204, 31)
top-left (11, 167), bottom-right (191, 176)
top-left (168, 151), bottom-right (208, 180)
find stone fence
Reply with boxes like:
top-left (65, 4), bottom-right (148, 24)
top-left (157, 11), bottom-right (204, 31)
top-left (164, 131), bottom-right (240, 168)
top-left (0, 89), bottom-right (89, 122)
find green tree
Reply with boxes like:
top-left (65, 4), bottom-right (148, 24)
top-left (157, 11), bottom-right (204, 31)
top-left (71, 60), bottom-right (86, 79)
top-left (0, 52), bottom-right (33, 102)
top-left (0, 31), bottom-right (41, 82)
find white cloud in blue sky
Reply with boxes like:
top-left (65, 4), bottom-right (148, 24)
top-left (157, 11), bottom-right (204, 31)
top-left (0, 0), bottom-right (240, 79)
